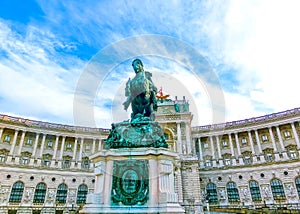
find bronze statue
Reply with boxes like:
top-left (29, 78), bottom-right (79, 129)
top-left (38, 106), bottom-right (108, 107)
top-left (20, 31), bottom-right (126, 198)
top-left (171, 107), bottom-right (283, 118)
top-left (123, 59), bottom-right (158, 120)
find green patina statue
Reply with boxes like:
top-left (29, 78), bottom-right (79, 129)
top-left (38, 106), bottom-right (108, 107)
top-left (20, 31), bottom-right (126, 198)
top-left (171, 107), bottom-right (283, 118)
top-left (123, 59), bottom-right (158, 120)
top-left (104, 59), bottom-right (168, 149)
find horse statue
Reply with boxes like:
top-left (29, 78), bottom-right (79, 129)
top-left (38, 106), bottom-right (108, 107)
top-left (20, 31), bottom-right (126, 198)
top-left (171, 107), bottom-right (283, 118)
top-left (123, 59), bottom-right (158, 121)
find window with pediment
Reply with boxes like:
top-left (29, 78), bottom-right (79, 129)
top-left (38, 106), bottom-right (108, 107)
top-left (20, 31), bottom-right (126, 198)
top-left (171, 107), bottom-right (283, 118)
top-left (0, 149), bottom-right (8, 163)
top-left (20, 152), bottom-right (31, 165)
top-left (82, 157), bottom-right (90, 169)
top-left (42, 154), bottom-right (52, 167)
top-left (62, 156), bottom-right (72, 169)
top-left (263, 148), bottom-right (274, 162)
top-left (242, 151), bottom-right (252, 165)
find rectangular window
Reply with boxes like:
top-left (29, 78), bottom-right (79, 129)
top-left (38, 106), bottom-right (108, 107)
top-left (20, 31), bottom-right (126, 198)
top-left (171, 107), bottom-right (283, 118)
top-left (21, 157), bottom-right (29, 165)
top-left (4, 135), bottom-right (11, 142)
top-left (205, 160), bottom-right (211, 167)
top-left (204, 143), bottom-right (209, 149)
top-left (224, 159), bottom-right (231, 165)
top-left (0, 154), bottom-right (6, 162)
top-left (244, 156), bottom-right (252, 165)
top-left (43, 159), bottom-right (51, 167)
top-left (261, 135), bottom-right (268, 142)
top-left (63, 160), bottom-right (70, 168)
top-left (26, 139), bottom-right (33, 145)
top-left (66, 143), bottom-right (72, 149)
top-left (265, 154), bottom-right (273, 162)
top-left (47, 141), bottom-right (53, 148)
top-left (222, 141), bottom-right (228, 147)
top-left (85, 144), bottom-right (90, 151)
top-left (82, 160), bottom-right (90, 169)
top-left (284, 131), bottom-right (291, 138)
top-left (241, 137), bottom-right (247, 144)
top-left (289, 151), bottom-right (297, 159)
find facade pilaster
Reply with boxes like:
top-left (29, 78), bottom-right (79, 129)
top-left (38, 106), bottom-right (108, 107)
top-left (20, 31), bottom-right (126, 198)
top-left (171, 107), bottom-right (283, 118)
top-left (291, 122), bottom-right (300, 149)
top-left (39, 134), bottom-right (46, 158)
top-left (268, 127), bottom-right (280, 161)
top-left (254, 130), bottom-right (265, 162)
top-left (228, 133), bottom-right (237, 165)
top-left (9, 129), bottom-right (19, 156)
top-left (234, 133), bottom-right (243, 165)
top-left (17, 131), bottom-right (26, 155)
top-left (209, 136), bottom-right (216, 167)
top-left (92, 138), bottom-right (96, 153)
top-left (177, 122), bottom-right (182, 154)
top-left (276, 126), bottom-right (288, 160)
top-left (72, 138), bottom-right (78, 160)
top-left (216, 136), bottom-right (223, 167)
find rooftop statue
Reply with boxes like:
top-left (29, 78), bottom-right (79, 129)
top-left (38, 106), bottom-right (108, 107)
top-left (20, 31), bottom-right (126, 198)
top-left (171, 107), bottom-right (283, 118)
top-left (104, 59), bottom-right (168, 149)
top-left (123, 59), bottom-right (158, 121)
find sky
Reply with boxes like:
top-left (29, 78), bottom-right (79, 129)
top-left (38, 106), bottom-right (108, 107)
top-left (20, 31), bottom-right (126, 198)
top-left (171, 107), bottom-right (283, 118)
top-left (1, 0), bottom-right (300, 128)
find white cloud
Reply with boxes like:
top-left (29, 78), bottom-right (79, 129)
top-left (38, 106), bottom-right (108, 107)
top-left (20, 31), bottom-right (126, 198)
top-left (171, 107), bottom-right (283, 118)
top-left (0, 19), bottom-right (84, 124)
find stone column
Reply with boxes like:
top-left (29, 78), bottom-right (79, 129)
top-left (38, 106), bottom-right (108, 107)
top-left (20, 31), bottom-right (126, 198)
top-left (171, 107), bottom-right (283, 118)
top-left (72, 138), bottom-right (78, 160)
top-left (9, 130), bottom-right (19, 156)
top-left (92, 138), bottom-right (96, 153)
top-left (51, 135), bottom-right (59, 167)
top-left (276, 126), bottom-right (288, 160)
top-left (228, 133), bottom-right (237, 165)
top-left (17, 131), bottom-right (26, 155)
top-left (197, 138), bottom-right (203, 161)
top-left (79, 138), bottom-right (84, 161)
top-left (247, 131), bottom-right (257, 163)
top-left (149, 159), bottom-right (159, 206)
top-left (268, 127), bottom-right (280, 161)
top-left (59, 136), bottom-right (66, 159)
top-left (209, 136), bottom-right (216, 167)
top-left (39, 134), bottom-right (46, 158)
top-left (234, 133), bottom-right (243, 165)
top-left (291, 122), bottom-right (300, 149)
top-left (98, 138), bottom-right (102, 151)
top-left (32, 133), bottom-right (40, 157)
top-left (198, 138), bottom-right (204, 168)
top-left (185, 123), bottom-right (192, 155)
top-left (103, 160), bottom-right (113, 206)
top-left (216, 136), bottom-right (223, 167)
top-left (177, 122), bottom-right (183, 154)
top-left (254, 130), bottom-right (265, 162)
top-left (0, 128), bottom-right (3, 141)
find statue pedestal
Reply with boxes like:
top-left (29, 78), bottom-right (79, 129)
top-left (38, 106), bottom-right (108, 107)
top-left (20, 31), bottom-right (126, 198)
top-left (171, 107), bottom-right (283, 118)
top-left (80, 148), bottom-right (184, 214)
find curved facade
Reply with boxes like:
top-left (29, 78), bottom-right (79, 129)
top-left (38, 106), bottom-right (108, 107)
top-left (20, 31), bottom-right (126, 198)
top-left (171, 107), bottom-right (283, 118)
top-left (1, 100), bottom-right (300, 213)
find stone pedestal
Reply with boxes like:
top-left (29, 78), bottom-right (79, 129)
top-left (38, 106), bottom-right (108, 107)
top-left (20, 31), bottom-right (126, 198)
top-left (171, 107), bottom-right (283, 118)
top-left (80, 148), bottom-right (184, 214)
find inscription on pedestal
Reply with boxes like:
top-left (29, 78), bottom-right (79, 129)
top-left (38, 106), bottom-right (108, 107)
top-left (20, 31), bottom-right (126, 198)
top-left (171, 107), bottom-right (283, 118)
top-left (111, 160), bottom-right (149, 205)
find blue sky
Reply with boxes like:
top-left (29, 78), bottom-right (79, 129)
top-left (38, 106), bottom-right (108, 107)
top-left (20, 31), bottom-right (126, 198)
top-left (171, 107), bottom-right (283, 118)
top-left (1, 0), bottom-right (300, 128)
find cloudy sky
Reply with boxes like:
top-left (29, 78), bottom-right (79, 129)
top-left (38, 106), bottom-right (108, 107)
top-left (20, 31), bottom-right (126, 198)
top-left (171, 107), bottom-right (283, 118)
top-left (1, 0), bottom-right (300, 128)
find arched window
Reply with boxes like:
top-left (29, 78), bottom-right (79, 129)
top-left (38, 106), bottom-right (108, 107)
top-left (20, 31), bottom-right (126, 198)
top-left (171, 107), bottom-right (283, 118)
top-left (226, 182), bottom-right (240, 202)
top-left (295, 177), bottom-right (300, 197)
top-left (33, 183), bottom-right (47, 203)
top-left (9, 181), bottom-right (24, 202)
top-left (270, 179), bottom-right (286, 200)
top-left (56, 183), bottom-right (68, 204)
top-left (249, 180), bottom-right (261, 201)
top-left (206, 183), bottom-right (218, 203)
top-left (76, 184), bottom-right (88, 204)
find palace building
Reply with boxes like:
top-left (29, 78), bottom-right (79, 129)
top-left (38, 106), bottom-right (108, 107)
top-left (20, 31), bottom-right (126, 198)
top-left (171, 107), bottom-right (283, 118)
top-left (1, 98), bottom-right (300, 213)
